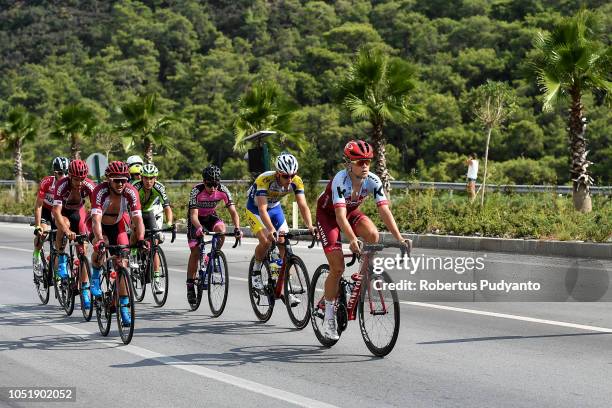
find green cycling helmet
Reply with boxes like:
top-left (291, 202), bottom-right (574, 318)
top-left (141, 163), bottom-right (159, 177)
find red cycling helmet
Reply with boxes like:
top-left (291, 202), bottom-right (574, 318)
top-left (68, 159), bottom-right (89, 178)
top-left (344, 140), bottom-right (374, 160)
top-left (105, 161), bottom-right (129, 178)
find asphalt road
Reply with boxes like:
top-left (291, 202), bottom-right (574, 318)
top-left (1, 221), bottom-right (611, 408)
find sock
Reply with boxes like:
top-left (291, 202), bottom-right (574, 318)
top-left (325, 300), bottom-right (335, 320)
top-left (33, 249), bottom-right (41, 258)
top-left (91, 266), bottom-right (101, 281)
top-left (253, 260), bottom-right (262, 272)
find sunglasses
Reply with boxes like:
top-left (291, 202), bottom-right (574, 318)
top-left (110, 178), bottom-right (128, 185)
top-left (280, 173), bottom-right (297, 180)
top-left (71, 176), bottom-right (86, 182)
top-left (204, 181), bottom-right (219, 188)
top-left (351, 159), bottom-right (371, 167)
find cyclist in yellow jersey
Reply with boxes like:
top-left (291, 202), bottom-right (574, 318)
top-left (245, 153), bottom-right (316, 297)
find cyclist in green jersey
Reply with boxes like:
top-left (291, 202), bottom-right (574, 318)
top-left (132, 163), bottom-right (173, 292)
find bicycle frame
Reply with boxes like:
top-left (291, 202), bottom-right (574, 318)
top-left (197, 233), bottom-right (239, 287)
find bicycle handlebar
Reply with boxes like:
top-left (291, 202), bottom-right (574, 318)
top-left (145, 224), bottom-right (177, 243)
top-left (197, 232), bottom-right (241, 248)
top-left (345, 241), bottom-right (409, 267)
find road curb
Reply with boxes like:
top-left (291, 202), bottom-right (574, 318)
top-left (2, 214), bottom-right (609, 259)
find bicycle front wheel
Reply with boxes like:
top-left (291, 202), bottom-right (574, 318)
top-left (116, 268), bottom-right (135, 345)
top-left (207, 250), bottom-right (229, 317)
top-left (284, 256), bottom-right (310, 329)
top-left (35, 248), bottom-right (50, 304)
top-left (96, 267), bottom-right (112, 336)
top-left (309, 264), bottom-right (339, 347)
top-left (61, 257), bottom-right (76, 316)
top-left (131, 252), bottom-right (147, 303)
top-left (79, 256), bottom-right (93, 322)
top-left (248, 256), bottom-right (274, 322)
top-left (358, 271), bottom-right (400, 357)
top-left (152, 246), bottom-right (169, 307)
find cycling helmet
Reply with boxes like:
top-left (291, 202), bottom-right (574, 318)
top-left (52, 157), bottom-right (70, 174)
top-left (275, 153), bottom-right (299, 174)
top-left (202, 164), bottom-right (221, 182)
top-left (141, 163), bottom-right (159, 177)
top-left (126, 155), bottom-right (144, 167)
top-left (105, 161), bottom-right (129, 178)
top-left (129, 164), bottom-right (142, 175)
top-left (68, 159), bottom-right (89, 178)
top-left (344, 140), bottom-right (374, 160)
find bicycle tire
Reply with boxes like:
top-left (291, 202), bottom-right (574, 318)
top-left (96, 266), bottom-right (112, 336)
top-left (309, 264), bottom-right (339, 347)
top-left (358, 270), bottom-right (400, 357)
top-left (61, 255), bottom-right (76, 316)
top-left (152, 246), bottom-right (169, 307)
top-left (79, 255), bottom-right (93, 321)
top-left (207, 250), bottom-right (229, 317)
top-left (116, 268), bottom-right (135, 344)
top-left (132, 251), bottom-right (147, 302)
top-left (248, 256), bottom-right (274, 322)
top-left (284, 256), bottom-right (311, 329)
top-left (35, 247), bottom-right (50, 304)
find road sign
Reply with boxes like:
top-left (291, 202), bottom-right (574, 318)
top-left (86, 153), bottom-right (108, 181)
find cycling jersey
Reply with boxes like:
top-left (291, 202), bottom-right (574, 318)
top-left (53, 177), bottom-right (96, 210)
top-left (188, 183), bottom-right (234, 217)
top-left (38, 175), bottom-right (62, 210)
top-left (90, 182), bottom-right (142, 224)
top-left (246, 171), bottom-right (305, 213)
top-left (317, 169), bottom-right (388, 214)
top-left (132, 180), bottom-right (170, 213)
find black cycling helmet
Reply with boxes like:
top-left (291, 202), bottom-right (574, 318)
top-left (52, 157), bottom-right (70, 174)
top-left (202, 164), bottom-right (221, 183)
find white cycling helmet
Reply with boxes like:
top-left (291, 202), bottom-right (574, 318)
top-left (126, 155), bottom-right (144, 167)
top-left (275, 153), bottom-right (299, 174)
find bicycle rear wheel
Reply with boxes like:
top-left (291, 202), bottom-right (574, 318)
top-left (284, 256), bottom-right (310, 329)
top-left (131, 252), bottom-right (147, 302)
top-left (152, 246), bottom-right (169, 307)
top-left (309, 264), bottom-right (339, 347)
top-left (35, 248), bottom-right (50, 304)
top-left (207, 250), bottom-right (228, 317)
top-left (79, 256), bottom-right (93, 321)
top-left (61, 257), bottom-right (76, 316)
top-left (358, 271), bottom-right (400, 357)
top-left (116, 268), bottom-right (135, 345)
top-left (248, 256), bottom-right (274, 322)
top-left (96, 267), bottom-right (112, 336)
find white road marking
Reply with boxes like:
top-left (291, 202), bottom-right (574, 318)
top-left (2, 305), bottom-right (339, 408)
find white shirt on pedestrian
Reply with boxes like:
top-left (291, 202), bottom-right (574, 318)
top-left (467, 160), bottom-right (479, 179)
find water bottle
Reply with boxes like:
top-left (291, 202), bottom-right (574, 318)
top-left (269, 248), bottom-right (282, 279)
top-left (201, 254), bottom-right (209, 289)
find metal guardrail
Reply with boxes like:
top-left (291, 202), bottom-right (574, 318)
top-left (2, 179), bottom-right (611, 195)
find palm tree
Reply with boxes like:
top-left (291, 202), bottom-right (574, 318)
top-left (117, 93), bottom-right (174, 164)
top-left (531, 9), bottom-right (611, 213)
top-left (0, 106), bottom-right (38, 203)
top-left (337, 47), bottom-right (417, 193)
top-left (50, 104), bottom-right (99, 160)
top-left (470, 81), bottom-right (516, 205)
top-left (233, 80), bottom-right (305, 156)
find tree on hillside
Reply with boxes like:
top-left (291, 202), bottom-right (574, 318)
top-left (233, 80), bottom-right (305, 157)
top-left (117, 93), bottom-right (174, 164)
top-left (470, 80), bottom-right (516, 205)
top-left (50, 104), bottom-right (99, 160)
top-left (531, 8), bottom-right (611, 213)
top-left (337, 47), bottom-right (417, 193)
top-left (0, 106), bottom-right (38, 203)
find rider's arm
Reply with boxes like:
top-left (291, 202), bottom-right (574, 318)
top-left (334, 206), bottom-right (358, 243)
top-left (377, 204), bottom-right (404, 242)
top-left (34, 197), bottom-right (44, 227)
top-left (189, 208), bottom-right (201, 230)
top-left (164, 206), bottom-right (173, 225)
top-left (227, 204), bottom-right (240, 229)
top-left (256, 196), bottom-right (275, 232)
top-left (91, 213), bottom-right (104, 243)
top-left (295, 193), bottom-right (314, 230)
top-left (52, 204), bottom-right (70, 234)
top-left (132, 213), bottom-right (145, 241)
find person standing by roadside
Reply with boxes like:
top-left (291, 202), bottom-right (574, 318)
top-left (466, 153), bottom-right (479, 202)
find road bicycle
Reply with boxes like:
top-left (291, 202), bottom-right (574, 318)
top-left (187, 232), bottom-right (241, 317)
top-left (247, 231), bottom-right (315, 329)
top-left (130, 224), bottom-right (176, 307)
top-left (310, 242), bottom-right (407, 357)
top-left (32, 226), bottom-right (56, 305)
top-left (62, 233), bottom-right (93, 321)
top-left (95, 243), bottom-right (137, 345)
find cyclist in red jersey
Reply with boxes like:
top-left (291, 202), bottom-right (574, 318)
top-left (89, 161), bottom-right (145, 327)
top-left (32, 157), bottom-right (69, 275)
top-left (52, 159), bottom-right (96, 306)
top-left (316, 140), bottom-right (411, 340)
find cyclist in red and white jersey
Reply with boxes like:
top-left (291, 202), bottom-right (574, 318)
top-left (316, 140), bottom-right (411, 340)
top-left (32, 157), bottom-right (69, 274)
top-left (89, 161), bottom-right (145, 327)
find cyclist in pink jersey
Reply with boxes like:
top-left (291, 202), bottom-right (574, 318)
top-left (185, 165), bottom-right (242, 305)
top-left (316, 140), bottom-right (411, 340)
top-left (89, 161), bottom-right (145, 327)
top-left (32, 157), bottom-right (68, 275)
